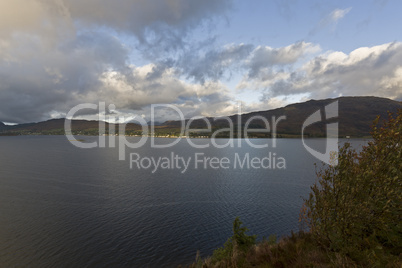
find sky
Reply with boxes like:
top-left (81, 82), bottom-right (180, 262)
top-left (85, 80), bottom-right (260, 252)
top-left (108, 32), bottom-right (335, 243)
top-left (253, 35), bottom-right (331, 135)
top-left (0, 0), bottom-right (401, 124)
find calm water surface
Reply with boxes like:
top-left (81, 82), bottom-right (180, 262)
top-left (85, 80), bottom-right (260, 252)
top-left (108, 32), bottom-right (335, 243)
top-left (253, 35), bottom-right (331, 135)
top-left (0, 136), bottom-right (367, 267)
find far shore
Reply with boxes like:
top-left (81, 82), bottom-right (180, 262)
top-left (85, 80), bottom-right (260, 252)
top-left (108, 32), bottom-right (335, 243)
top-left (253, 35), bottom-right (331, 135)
top-left (0, 133), bottom-right (371, 139)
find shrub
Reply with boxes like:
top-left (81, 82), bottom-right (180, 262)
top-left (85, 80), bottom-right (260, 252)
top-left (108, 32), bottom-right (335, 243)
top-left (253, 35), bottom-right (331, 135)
top-left (211, 217), bottom-right (256, 266)
top-left (302, 110), bottom-right (402, 265)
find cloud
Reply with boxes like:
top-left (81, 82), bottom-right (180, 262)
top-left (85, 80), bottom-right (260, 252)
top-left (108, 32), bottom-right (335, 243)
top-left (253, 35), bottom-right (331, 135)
top-left (65, 0), bottom-right (232, 56)
top-left (0, 0), bottom-right (235, 123)
top-left (235, 42), bottom-right (320, 91)
top-left (329, 7), bottom-right (352, 23)
top-left (0, 30), bottom-right (235, 123)
top-left (177, 43), bottom-right (254, 83)
top-left (66, 0), bottom-right (230, 33)
top-left (245, 42), bottom-right (320, 79)
top-left (95, 64), bottom-right (235, 121)
top-left (175, 41), bottom-right (319, 84)
top-left (0, 31), bottom-right (130, 123)
top-left (0, 31), bottom-right (330, 124)
top-left (0, 0), bottom-right (233, 65)
top-left (0, 40), bottom-right (236, 123)
top-left (0, 1), bottom-right (400, 124)
top-left (0, 0), bottom-right (232, 41)
top-left (249, 42), bottom-right (402, 101)
top-left (309, 7), bottom-right (352, 36)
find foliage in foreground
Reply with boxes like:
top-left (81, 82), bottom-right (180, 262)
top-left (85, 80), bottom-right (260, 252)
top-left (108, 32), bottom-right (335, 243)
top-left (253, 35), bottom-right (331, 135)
top-left (301, 110), bottom-right (401, 266)
top-left (185, 110), bottom-right (401, 267)
top-left (187, 228), bottom-right (373, 267)
top-left (208, 217), bottom-right (256, 267)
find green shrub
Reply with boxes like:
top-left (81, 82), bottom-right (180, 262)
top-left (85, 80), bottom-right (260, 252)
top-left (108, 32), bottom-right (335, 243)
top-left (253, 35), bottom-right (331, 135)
top-left (211, 217), bottom-right (256, 265)
top-left (302, 110), bottom-right (402, 265)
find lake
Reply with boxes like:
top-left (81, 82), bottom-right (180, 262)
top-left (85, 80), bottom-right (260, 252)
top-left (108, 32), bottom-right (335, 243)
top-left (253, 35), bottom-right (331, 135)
top-left (0, 136), bottom-right (367, 267)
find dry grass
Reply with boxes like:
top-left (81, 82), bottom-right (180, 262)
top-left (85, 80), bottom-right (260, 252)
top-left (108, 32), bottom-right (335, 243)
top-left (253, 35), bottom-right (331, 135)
top-left (184, 231), bottom-right (401, 268)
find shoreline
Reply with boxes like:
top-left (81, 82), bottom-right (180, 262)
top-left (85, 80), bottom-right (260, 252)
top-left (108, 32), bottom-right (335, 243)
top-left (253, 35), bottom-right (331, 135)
top-left (0, 133), bottom-right (371, 139)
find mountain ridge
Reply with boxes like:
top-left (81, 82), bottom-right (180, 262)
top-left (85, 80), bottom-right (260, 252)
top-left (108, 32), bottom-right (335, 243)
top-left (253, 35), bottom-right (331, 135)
top-left (0, 96), bottom-right (400, 137)
top-left (161, 96), bottom-right (401, 137)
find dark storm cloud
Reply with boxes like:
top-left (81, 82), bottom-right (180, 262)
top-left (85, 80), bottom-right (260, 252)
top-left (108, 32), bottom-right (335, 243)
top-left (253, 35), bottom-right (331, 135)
top-left (65, 0), bottom-right (233, 57)
top-left (0, 31), bottom-right (130, 123)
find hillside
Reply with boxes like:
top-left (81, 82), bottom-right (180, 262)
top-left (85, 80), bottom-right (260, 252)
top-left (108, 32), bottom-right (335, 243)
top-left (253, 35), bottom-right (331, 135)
top-left (163, 96), bottom-right (401, 137)
top-left (247, 96), bottom-right (401, 137)
top-left (0, 119), bottom-right (142, 136)
top-left (0, 96), bottom-right (400, 137)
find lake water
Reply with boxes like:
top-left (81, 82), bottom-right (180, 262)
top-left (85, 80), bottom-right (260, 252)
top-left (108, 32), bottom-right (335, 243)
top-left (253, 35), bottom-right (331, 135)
top-left (0, 136), bottom-right (367, 267)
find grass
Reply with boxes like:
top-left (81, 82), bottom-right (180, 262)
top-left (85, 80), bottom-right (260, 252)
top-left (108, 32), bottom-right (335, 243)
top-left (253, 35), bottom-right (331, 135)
top-left (183, 231), bottom-right (401, 268)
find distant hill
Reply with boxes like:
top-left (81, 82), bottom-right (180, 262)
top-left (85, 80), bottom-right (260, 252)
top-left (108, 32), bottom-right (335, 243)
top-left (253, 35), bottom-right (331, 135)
top-left (245, 96), bottom-right (401, 137)
top-left (162, 96), bottom-right (401, 137)
top-left (0, 96), bottom-right (400, 137)
top-left (0, 121), bottom-right (9, 133)
top-left (0, 119), bottom-right (142, 136)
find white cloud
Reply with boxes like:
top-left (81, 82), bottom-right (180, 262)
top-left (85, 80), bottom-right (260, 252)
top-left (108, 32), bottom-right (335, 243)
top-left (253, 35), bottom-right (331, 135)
top-left (248, 42), bottom-right (320, 70)
top-left (247, 42), bottom-right (402, 101)
top-left (237, 42), bottom-right (320, 90)
top-left (330, 7), bottom-right (352, 23)
top-left (309, 7), bottom-right (352, 36)
top-left (379, 67), bottom-right (402, 99)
